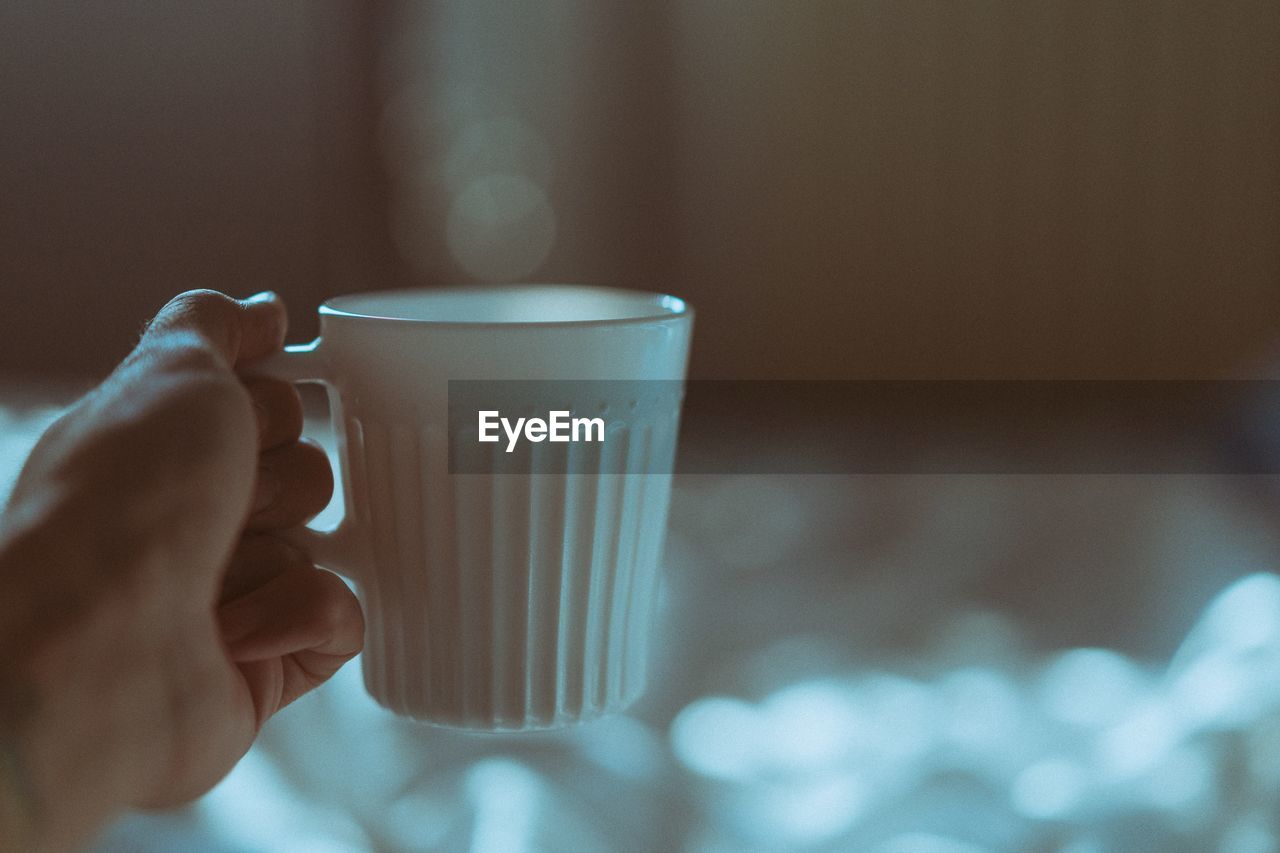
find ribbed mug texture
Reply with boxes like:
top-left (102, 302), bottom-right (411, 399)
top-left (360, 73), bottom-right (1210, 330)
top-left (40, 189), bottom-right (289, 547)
top-left (348, 403), bottom-right (680, 730)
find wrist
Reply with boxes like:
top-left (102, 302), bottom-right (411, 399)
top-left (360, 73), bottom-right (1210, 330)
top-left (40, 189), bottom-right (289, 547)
top-left (0, 503), bottom-right (157, 850)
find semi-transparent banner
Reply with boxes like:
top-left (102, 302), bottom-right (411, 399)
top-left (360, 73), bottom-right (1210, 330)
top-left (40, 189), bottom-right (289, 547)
top-left (447, 380), bottom-right (1280, 474)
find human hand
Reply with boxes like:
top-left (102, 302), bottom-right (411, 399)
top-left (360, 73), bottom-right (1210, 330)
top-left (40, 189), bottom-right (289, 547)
top-left (0, 290), bottom-right (363, 851)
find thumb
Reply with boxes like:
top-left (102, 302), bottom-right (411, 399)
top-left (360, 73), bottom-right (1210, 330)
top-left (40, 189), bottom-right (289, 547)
top-left (142, 289), bottom-right (288, 367)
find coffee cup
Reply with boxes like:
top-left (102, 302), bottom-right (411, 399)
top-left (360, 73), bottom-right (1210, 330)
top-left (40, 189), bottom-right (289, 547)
top-left (253, 284), bottom-right (693, 730)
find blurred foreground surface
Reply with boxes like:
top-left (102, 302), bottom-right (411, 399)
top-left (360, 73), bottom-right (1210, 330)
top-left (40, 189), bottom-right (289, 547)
top-left (5, 381), bottom-right (1280, 853)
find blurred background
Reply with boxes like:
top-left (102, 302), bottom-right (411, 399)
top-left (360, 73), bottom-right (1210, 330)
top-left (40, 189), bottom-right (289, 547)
top-left (3, 2), bottom-right (1280, 851)
top-left (3, 1), bottom-right (1278, 380)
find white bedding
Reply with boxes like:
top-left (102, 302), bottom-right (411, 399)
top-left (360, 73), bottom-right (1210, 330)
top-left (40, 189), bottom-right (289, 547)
top-left (3, 382), bottom-right (1279, 852)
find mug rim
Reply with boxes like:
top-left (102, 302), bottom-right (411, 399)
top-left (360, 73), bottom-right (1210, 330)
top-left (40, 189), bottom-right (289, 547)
top-left (319, 284), bottom-right (693, 329)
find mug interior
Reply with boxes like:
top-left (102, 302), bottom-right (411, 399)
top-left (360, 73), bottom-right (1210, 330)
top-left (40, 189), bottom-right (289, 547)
top-left (321, 285), bottom-right (688, 326)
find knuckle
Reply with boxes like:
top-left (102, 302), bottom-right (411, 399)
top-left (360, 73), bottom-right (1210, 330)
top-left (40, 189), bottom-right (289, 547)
top-left (144, 290), bottom-right (241, 362)
top-left (150, 336), bottom-right (226, 373)
top-left (166, 289), bottom-right (234, 318)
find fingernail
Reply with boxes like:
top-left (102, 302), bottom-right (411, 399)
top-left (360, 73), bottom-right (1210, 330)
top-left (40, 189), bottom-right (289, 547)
top-left (252, 468), bottom-right (280, 514)
top-left (244, 291), bottom-right (277, 305)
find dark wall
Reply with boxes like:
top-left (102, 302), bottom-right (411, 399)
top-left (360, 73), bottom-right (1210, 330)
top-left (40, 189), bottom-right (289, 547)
top-left (0, 2), bottom-right (401, 377)
top-left (3, 2), bottom-right (1278, 380)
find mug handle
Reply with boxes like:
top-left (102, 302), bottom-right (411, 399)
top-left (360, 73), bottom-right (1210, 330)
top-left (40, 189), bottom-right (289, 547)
top-left (246, 339), bottom-right (356, 580)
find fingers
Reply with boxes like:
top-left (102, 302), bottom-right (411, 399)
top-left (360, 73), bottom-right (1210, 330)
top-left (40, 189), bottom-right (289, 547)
top-left (218, 564), bottom-right (364, 722)
top-left (220, 566), bottom-right (363, 662)
top-left (142, 289), bottom-right (288, 367)
top-left (247, 439), bottom-right (333, 530)
top-left (243, 377), bottom-right (303, 450)
top-left (219, 533), bottom-right (306, 605)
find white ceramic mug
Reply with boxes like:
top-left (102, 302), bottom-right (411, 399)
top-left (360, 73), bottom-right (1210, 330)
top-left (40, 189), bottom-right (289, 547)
top-left (254, 285), bottom-right (693, 730)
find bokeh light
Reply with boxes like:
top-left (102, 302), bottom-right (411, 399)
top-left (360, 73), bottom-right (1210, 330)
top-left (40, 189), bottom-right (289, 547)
top-left (2, 393), bottom-right (1278, 852)
top-left (445, 174), bottom-right (556, 282)
top-left (877, 833), bottom-right (992, 853)
top-left (1010, 757), bottom-right (1088, 820)
top-left (670, 696), bottom-right (764, 781)
top-left (464, 759), bottom-right (542, 853)
top-left (1037, 648), bottom-right (1151, 729)
top-left (379, 73), bottom-right (558, 284)
top-left (440, 117), bottom-right (553, 196)
top-left (757, 678), bottom-right (863, 774)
